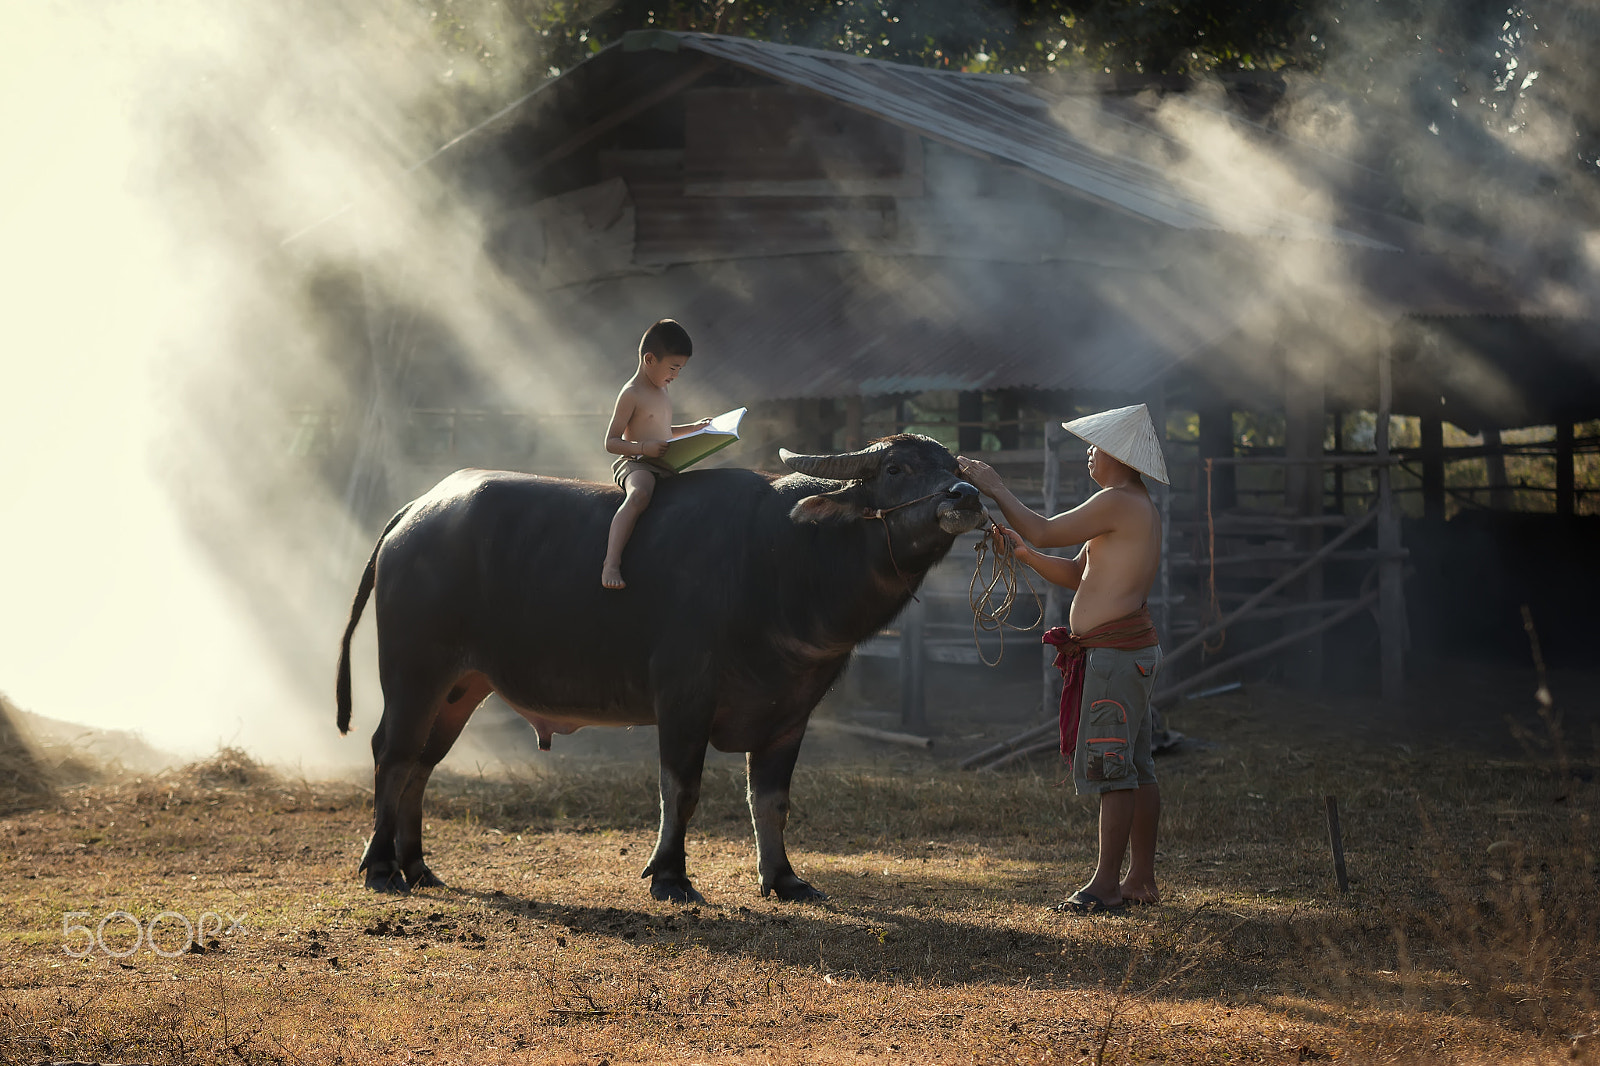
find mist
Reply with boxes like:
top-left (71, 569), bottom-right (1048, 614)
top-left (0, 0), bottom-right (559, 769)
top-left (2, 0), bottom-right (1594, 770)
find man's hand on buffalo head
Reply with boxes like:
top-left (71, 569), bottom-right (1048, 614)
top-left (956, 455), bottom-right (1005, 498)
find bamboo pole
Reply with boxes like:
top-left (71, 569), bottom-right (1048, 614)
top-left (1377, 342), bottom-right (1405, 702)
top-left (1162, 509), bottom-right (1377, 666)
top-left (810, 718), bottom-right (933, 749)
top-left (963, 584), bottom-right (1383, 771)
top-left (898, 594), bottom-right (926, 732)
top-left (960, 516), bottom-right (1383, 771)
top-left (1150, 585), bottom-right (1382, 708)
top-left (1041, 420), bottom-right (1063, 728)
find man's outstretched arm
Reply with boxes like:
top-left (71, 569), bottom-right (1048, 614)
top-left (960, 456), bottom-right (1119, 549)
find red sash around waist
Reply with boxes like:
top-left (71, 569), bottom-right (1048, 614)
top-left (1042, 605), bottom-right (1160, 756)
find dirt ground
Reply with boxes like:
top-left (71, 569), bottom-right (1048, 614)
top-left (2, 654), bottom-right (1596, 1065)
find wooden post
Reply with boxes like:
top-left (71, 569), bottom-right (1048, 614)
top-left (1331, 410), bottom-right (1346, 514)
top-left (1151, 384), bottom-right (1173, 647)
top-left (844, 396), bottom-right (864, 451)
top-left (1484, 427), bottom-right (1511, 510)
top-left (1556, 421), bottom-right (1575, 517)
top-left (996, 390), bottom-right (1021, 451)
top-left (1284, 348), bottom-right (1326, 688)
top-left (898, 594), bottom-right (927, 733)
top-left (1041, 420), bottom-right (1063, 722)
top-left (957, 392), bottom-right (984, 453)
top-left (1377, 342), bottom-right (1405, 703)
top-left (1325, 795), bottom-right (1350, 893)
top-left (1197, 399), bottom-right (1237, 510)
top-left (1420, 413), bottom-right (1445, 522)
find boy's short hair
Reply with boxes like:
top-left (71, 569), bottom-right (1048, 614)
top-left (639, 319), bottom-right (693, 360)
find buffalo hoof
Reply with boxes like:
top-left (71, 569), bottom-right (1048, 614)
top-left (649, 873), bottom-right (706, 904)
top-left (364, 863), bottom-right (409, 895)
top-left (763, 872), bottom-right (828, 903)
top-left (405, 863), bottom-right (446, 890)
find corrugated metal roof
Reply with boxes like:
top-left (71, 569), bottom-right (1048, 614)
top-left (624, 31), bottom-right (1392, 249)
top-left (539, 253), bottom-right (1240, 404)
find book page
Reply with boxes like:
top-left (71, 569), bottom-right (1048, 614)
top-left (661, 407), bottom-right (746, 472)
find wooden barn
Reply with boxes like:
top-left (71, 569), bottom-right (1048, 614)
top-left (325, 30), bottom-right (1600, 742)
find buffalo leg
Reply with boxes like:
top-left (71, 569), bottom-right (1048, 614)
top-left (748, 732), bottom-right (826, 902)
top-left (393, 680), bottom-right (488, 889)
top-left (363, 728), bottom-right (417, 893)
top-left (362, 682), bottom-right (449, 893)
top-left (643, 693), bottom-right (714, 904)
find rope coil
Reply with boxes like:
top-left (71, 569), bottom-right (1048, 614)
top-left (967, 521), bottom-right (1043, 666)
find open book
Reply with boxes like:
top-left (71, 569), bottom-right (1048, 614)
top-left (661, 407), bottom-right (746, 472)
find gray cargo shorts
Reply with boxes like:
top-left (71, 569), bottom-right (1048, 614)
top-left (1072, 644), bottom-right (1163, 796)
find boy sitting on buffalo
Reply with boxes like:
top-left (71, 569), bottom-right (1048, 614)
top-left (601, 319), bottom-right (709, 590)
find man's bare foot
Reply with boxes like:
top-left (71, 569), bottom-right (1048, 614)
top-left (1118, 880), bottom-right (1159, 905)
top-left (601, 563), bottom-right (626, 589)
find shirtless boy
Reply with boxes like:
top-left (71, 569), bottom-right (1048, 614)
top-left (601, 319), bottom-right (709, 590)
top-left (958, 404), bottom-right (1167, 914)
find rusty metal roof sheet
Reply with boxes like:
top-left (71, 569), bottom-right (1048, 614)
top-left (620, 31), bottom-right (1391, 248)
top-left (540, 253), bottom-right (1239, 405)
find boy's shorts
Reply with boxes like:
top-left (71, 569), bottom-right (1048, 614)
top-left (1072, 644), bottom-right (1163, 796)
top-left (612, 455), bottom-right (676, 490)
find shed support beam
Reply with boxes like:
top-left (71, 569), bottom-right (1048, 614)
top-left (1556, 421), bottom-right (1575, 517)
top-left (1197, 401), bottom-right (1237, 511)
top-left (1284, 348), bottom-right (1325, 688)
top-left (898, 594), bottom-right (926, 733)
top-left (957, 392), bottom-right (983, 453)
top-left (1420, 413), bottom-right (1445, 522)
top-left (996, 390), bottom-right (1021, 451)
top-left (1377, 343), bottom-right (1406, 703)
top-left (1484, 428), bottom-right (1511, 510)
top-left (843, 396), bottom-right (864, 451)
top-left (1331, 411), bottom-right (1346, 514)
top-left (1041, 420), bottom-right (1064, 726)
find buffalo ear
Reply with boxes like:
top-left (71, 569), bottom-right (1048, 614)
top-left (790, 494), bottom-right (857, 524)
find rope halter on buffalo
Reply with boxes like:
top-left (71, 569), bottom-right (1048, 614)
top-left (860, 497), bottom-right (1039, 667)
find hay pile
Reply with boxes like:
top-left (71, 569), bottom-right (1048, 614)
top-left (0, 690), bottom-right (55, 812)
top-left (176, 745), bottom-right (274, 789)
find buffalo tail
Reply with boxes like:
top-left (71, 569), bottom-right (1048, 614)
top-left (336, 505), bottom-right (412, 735)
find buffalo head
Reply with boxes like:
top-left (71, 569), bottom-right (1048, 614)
top-left (779, 434), bottom-right (985, 542)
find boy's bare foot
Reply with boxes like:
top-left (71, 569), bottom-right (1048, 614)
top-left (601, 563), bottom-right (626, 589)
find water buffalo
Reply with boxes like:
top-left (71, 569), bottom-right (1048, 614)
top-left (335, 434), bottom-right (984, 901)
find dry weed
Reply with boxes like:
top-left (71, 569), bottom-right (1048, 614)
top-left (1, 682), bottom-right (1597, 1065)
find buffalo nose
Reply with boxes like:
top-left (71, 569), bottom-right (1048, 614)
top-left (946, 481), bottom-right (979, 502)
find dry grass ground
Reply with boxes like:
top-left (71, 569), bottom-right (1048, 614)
top-left (1, 687), bottom-right (1596, 1066)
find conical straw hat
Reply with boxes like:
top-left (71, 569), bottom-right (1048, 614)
top-left (1062, 404), bottom-right (1169, 485)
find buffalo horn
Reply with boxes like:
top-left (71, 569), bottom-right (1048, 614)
top-left (779, 441), bottom-right (891, 481)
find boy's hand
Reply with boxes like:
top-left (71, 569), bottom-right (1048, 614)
top-left (995, 525), bottom-right (1028, 557)
top-left (641, 439), bottom-right (670, 459)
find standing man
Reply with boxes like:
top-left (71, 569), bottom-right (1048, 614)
top-left (959, 404), bottom-right (1168, 914)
